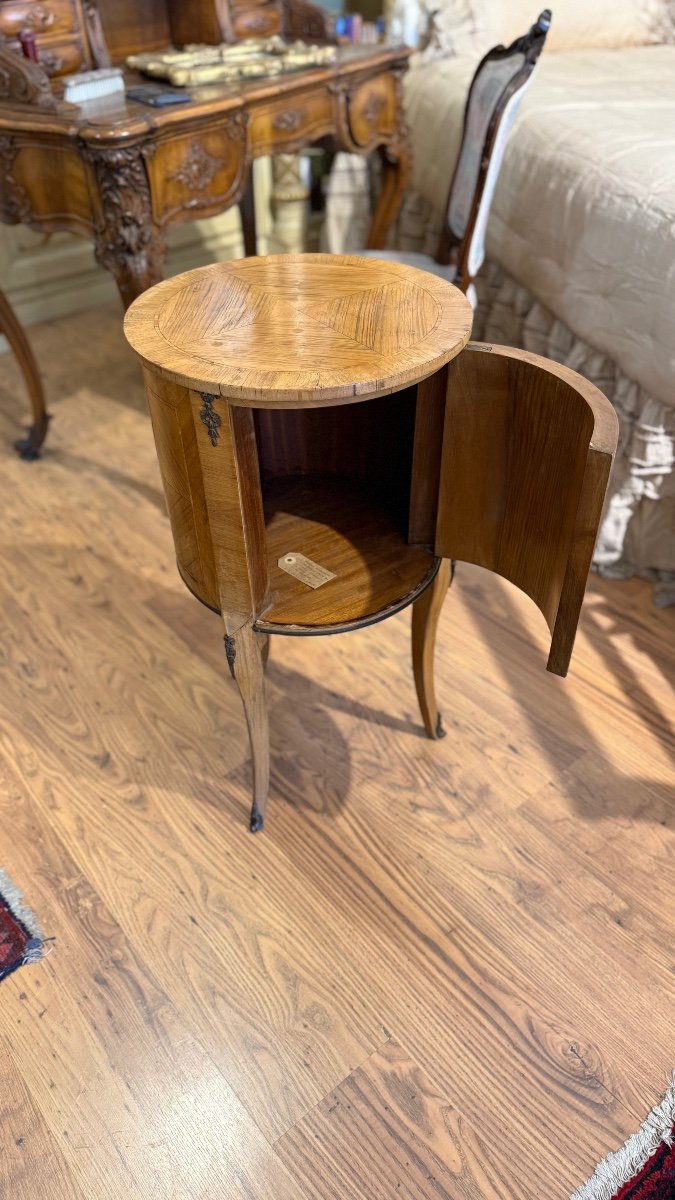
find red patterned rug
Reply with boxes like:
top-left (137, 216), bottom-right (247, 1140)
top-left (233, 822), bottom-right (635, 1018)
top-left (572, 1079), bottom-right (675, 1199)
top-left (0, 870), bottom-right (46, 983)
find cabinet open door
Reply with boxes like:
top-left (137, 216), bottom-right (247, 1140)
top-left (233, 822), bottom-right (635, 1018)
top-left (434, 343), bottom-right (619, 677)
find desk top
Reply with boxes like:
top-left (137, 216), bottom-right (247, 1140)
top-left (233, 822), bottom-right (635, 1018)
top-left (0, 43), bottom-right (410, 141)
top-left (124, 254), bottom-right (473, 406)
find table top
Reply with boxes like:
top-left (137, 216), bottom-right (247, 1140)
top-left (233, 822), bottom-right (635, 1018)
top-left (0, 44), bottom-right (410, 140)
top-left (123, 254), bottom-right (474, 407)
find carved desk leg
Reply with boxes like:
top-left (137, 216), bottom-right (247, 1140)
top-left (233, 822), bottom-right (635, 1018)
top-left (106, 228), bottom-right (166, 310)
top-left (365, 140), bottom-right (411, 251)
top-left (238, 170), bottom-right (258, 258)
top-left (0, 286), bottom-right (51, 459)
top-left (83, 143), bottom-right (167, 309)
top-left (411, 557), bottom-right (453, 739)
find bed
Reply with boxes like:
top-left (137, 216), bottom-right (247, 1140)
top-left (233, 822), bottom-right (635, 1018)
top-left (325, 7), bottom-right (675, 602)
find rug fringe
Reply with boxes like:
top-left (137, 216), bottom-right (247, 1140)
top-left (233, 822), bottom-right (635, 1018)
top-left (570, 1074), bottom-right (675, 1200)
top-left (0, 867), bottom-right (45, 942)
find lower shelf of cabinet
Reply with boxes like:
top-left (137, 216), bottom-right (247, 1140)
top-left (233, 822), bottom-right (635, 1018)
top-left (255, 475), bottom-right (438, 635)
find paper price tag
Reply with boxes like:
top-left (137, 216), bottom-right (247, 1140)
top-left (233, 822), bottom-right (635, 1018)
top-left (277, 552), bottom-right (336, 589)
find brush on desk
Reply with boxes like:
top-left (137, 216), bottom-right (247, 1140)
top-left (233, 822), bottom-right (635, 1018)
top-left (63, 68), bottom-right (124, 105)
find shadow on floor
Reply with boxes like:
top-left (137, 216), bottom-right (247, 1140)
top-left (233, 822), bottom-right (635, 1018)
top-left (460, 566), bottom-right (675, 824)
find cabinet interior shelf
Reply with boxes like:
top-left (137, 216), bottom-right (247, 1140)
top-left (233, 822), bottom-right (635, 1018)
top-left (256, 474), bottom-right (437, 635)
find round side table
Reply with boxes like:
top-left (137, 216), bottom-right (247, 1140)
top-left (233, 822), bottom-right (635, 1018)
top-left (124, 253), bottom-right (617, 831)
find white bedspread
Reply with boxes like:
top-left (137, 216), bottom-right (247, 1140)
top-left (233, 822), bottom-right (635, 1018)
top-left (404, 46), bottom-right (675, 411)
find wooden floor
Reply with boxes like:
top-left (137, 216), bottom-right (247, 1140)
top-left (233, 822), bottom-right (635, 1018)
top-left (1, 303), bottom-right (674, 1200)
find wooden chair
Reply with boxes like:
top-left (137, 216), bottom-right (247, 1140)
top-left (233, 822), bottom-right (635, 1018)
top-left (0, 286), bottom-right (50, 459)
top-left (359, 9), bottom-right (552, 304)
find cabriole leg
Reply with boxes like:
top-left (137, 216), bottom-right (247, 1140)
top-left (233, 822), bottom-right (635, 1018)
top-left (239, 171), bottom-right (257, 258)
top-left (366, 142), bottom-right (411, 250)
top-left (411, 558), bottom-right (454, 739)
top-left (225, 623), bottom-right (270, 832)
top-left (83, 142), bottom-right (167, 309)
top-left (0, 287), bottom-right (51, 459)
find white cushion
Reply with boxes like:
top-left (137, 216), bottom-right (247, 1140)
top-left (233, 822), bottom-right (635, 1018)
top-left (422, 0), bottom-right (674, 58)
top-left (419, 0), bottom-right (487, 58)
top-left (357, 249), bottom-right (458, 283)
top-left (483, 0), bottom-right (674, 52)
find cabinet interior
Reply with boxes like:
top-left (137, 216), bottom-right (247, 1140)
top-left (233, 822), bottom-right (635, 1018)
top-left (253, 386), bottom-right (439, 633)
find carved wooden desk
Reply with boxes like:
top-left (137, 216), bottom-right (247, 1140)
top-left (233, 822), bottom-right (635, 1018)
top-left (124, 253), bottom-right (617, 833)
top-left (0, 42), bottom-right (411, 452)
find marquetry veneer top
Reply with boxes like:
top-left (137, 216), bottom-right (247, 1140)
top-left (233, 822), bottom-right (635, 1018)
top-left (124, 254), bottom-right (473, 407)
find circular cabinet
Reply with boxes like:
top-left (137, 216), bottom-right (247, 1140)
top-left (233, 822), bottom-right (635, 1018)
top-left (125, 253), bottom-right (617, 831)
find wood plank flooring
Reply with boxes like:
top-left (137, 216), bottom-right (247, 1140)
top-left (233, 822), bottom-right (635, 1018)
top-left (0, 302), bottom-right (674, 1200)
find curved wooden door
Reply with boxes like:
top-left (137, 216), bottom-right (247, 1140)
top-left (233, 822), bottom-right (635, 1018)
top-left (434, 343), bottom-right (618, 677)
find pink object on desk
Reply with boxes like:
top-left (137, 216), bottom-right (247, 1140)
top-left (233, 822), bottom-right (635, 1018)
top-left (18, 29), bottom-right (39, 62)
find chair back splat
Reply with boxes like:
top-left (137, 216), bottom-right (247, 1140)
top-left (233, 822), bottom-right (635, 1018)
top-left (437, 9), bottom-right (551, 290)
top-left (357, 10), bottom-right (551, 300)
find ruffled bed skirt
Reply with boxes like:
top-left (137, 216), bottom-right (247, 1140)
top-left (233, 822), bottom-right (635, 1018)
top-left (474, 263), bottom-right (675, 605)
top-left (324, 156), bottom-right (675, 605)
